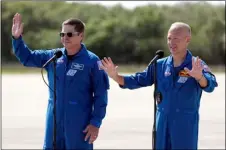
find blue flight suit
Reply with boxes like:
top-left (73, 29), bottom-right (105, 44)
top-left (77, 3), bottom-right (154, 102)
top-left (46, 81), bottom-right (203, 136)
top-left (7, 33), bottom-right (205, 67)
top-left (120, 50), bottom-right (218, 149)
top-left (12, 36), bottom-right (110, 149)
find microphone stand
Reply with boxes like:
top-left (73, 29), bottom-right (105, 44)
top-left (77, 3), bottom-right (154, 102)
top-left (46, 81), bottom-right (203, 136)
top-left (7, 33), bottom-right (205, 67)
top-left (147, 50), bottom-right (163, 150)
top-left (152, 59), bottom-right (161, 150)
top-left (41, 50), bottom-right (63, 150)
top-left (53, 58), bottom-right (57, 149)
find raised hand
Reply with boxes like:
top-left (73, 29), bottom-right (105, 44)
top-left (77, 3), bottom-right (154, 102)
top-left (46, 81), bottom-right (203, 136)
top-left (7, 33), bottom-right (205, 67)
top-left (100, 57), bottom-right (118, 79)
top-left (184, 56), bottom-right (203, 80)
top-left (12, 13), bottom-right (24, 39)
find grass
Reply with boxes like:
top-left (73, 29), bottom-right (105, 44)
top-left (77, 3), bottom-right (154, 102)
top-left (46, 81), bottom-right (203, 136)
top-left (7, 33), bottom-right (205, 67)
top-left (2, 63), bottom-right (225, 74)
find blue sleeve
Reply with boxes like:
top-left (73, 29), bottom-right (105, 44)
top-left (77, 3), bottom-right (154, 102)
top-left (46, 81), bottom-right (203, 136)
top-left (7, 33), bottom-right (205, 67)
top-left (119, 64), bottom-right (154, 89)
top-left (12, 36), bottom-right (52, 68)
top-left (200, 61), bottom-right (218, 92)
top-left (90, 59), bottom-right (110, 128)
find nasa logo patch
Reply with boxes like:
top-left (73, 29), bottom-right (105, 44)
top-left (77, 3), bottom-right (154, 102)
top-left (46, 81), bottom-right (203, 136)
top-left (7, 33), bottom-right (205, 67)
top-left (164, 66), bottom-right (171, 77)
top-left (57, 58), bottom-right (64, 64)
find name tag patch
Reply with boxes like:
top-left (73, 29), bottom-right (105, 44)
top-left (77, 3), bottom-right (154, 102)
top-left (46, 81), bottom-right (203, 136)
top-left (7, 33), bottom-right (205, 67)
top-left (71, 63), bottom-right (84, 70)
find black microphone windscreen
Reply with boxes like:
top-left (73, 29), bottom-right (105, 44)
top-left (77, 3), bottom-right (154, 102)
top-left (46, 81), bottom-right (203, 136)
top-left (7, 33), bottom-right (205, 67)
top-left (55, 50), bottom-right (63, 58)
top-left (156, 50), bottom-right (164, 58)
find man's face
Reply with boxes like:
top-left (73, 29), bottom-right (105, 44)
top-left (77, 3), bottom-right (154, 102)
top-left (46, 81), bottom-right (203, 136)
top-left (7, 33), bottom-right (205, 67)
top-left (167, 28), bottom-right (190, 55)
top-left (60, 24), bottom-right (83, 49)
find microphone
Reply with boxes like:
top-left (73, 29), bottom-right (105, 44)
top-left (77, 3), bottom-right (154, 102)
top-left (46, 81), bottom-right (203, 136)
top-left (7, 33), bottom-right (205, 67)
top-left (42, 50), bottom-right (63, 68)
top-left (148, 50), bottom-right (164, 66)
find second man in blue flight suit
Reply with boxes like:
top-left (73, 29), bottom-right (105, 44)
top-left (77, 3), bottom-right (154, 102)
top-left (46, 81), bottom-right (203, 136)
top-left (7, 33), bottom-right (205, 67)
top-left (100, 22), bottom-right (218, 149)
top-left (12, 13), bottom-right (110, 149)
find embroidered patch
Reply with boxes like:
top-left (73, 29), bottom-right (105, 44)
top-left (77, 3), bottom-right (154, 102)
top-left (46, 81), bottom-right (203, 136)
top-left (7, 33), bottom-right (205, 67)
top-left (97, 60), bottom-right (103, 70)
top-left (179, 70), bottom-right (190, 77)
top-left (66, 69), bottom-right (77, 76)
top-left (164, 71), bottom-right (171, 77)
top-left (177, 77), bottom-right (188, 83)
top-left (71, 63), bottom-right (84, 70)
top-left (200, 60), bottom-right (212, 72)
top-left (57, 58), bottom-right (64, 64)
top-left (203, 64), bottom-right (211, 72)
top-left (164, 66), bottom-right (171, 77)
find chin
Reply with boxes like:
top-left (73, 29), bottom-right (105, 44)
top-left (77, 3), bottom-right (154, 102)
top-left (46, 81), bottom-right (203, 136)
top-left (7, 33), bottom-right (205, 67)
top-left (170, 50), bottom-right (180, 56)
top-left (64, 43), bottom-right (72, 48)
top-left (170, 49), bottom-right (176, 53)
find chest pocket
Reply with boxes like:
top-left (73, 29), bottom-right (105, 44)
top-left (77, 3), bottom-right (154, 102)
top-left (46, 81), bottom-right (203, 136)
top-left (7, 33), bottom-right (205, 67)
top-left (158, 69), bottom-right (173, 92)
top-left (174, 76), bottom-right (197, 91)
top-left (176, 76), bottom-right (199, 111)
top-left (55, 63), bottom-right (65, 81)
top-left (65, 62), bottom-right (91, 87)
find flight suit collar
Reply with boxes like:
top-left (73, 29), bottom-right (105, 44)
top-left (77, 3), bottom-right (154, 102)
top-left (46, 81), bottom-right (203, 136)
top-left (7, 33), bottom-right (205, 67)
top-left (180, 50), bottom-right (192, 69)
top-left (62, 43), bottom-right (87, 58)
top-left (166, 49), bottom-right (192, 69)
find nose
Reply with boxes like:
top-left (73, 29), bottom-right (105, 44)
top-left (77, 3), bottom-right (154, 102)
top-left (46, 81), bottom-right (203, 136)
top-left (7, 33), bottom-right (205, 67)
top-left (169, 40), bottom-right (176, 45)
top-left (64, 36), bottom-right (70, 40)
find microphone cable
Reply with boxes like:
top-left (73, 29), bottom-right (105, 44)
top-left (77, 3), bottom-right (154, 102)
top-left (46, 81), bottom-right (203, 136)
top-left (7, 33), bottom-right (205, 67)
top-left (41, 66), bottom-right (54, 92)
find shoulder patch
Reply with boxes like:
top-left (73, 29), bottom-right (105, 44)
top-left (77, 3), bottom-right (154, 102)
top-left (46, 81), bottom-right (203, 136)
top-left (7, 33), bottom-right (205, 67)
top-left (201, 61), bottom-right (211, 72)
top-left (97, 60), bottom-right (103, 70)
top-left (203, 64), bottom-right (211, 72)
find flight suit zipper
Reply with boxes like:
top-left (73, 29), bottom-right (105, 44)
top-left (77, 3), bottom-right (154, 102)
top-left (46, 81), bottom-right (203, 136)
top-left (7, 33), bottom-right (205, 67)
top-left (63, 57), bottom-right (69, 137)
top-left (170, 65), bottom-right (176, 113)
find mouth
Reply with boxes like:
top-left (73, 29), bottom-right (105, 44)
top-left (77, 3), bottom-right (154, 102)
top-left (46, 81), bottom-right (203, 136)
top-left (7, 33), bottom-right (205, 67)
top-left (170, 46), bottom-right (177, 50)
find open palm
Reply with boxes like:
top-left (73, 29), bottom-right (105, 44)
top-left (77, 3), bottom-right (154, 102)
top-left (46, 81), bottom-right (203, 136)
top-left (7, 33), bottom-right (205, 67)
top-left (184, 57), bottom-right (203, 80)
top-left (100, 57), bottom-right (118, 79)
top-left (12, 13), bottom-right (24, 38)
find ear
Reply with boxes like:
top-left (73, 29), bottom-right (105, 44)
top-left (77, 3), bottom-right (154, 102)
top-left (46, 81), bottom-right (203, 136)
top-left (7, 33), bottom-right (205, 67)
top-left (186, 36), bottom-right (191, 43)
top-left (80, 32), bottom-right (83, 38)
top-left (80, 32), bottom-right (84, 42)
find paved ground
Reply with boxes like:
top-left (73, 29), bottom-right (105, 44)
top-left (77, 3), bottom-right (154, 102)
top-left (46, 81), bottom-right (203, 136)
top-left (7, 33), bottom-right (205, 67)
top-left (2, 73), bottom-right (225, 149)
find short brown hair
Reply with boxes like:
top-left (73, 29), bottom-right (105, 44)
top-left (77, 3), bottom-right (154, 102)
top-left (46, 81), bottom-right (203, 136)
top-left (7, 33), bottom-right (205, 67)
top-left (62, 18), bottom-right (85, 33)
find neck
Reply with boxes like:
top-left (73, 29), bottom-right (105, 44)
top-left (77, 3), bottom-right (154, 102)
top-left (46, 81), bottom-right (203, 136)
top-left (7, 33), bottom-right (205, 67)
top-left (66, 44), bottom-right (81, 55)
top-left (172, 50), bottom-right (187, 67)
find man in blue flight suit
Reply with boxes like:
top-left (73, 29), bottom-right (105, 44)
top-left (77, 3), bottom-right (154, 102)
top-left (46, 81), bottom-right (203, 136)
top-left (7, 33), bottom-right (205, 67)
top-left (100, 22), bottom-right (218, 149)
top-left (11, 13), bottom-right (110, 149)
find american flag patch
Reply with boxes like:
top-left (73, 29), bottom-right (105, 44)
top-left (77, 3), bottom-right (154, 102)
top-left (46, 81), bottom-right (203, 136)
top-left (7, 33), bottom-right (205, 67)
top-left (203, 65), bottom-right (211, 72)
top-left (97, 60), bottom-right (103, 70)
top-left (201, 61), bottom-right (211, 72)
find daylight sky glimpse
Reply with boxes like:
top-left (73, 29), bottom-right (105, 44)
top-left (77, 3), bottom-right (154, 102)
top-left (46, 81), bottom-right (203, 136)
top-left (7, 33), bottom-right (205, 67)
top-left (67, 1), bottom-right (225, 9)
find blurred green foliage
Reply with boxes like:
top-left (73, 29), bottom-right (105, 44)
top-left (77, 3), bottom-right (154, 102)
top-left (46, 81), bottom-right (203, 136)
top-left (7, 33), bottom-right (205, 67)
top-left (2, 1), bottom-right (225, 65)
